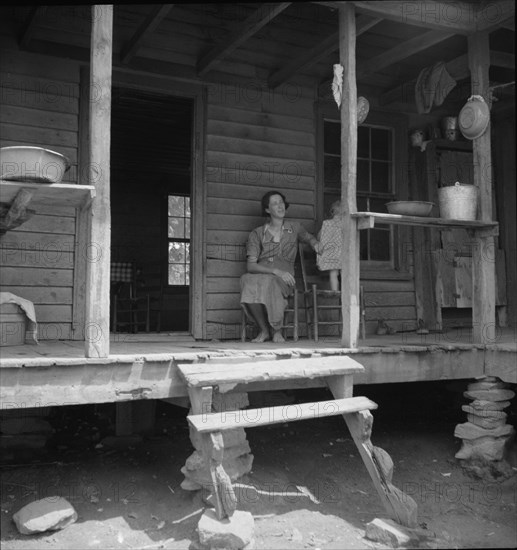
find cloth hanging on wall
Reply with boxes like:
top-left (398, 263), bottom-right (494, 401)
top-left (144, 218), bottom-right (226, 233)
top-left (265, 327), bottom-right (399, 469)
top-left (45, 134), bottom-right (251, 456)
top-left (415, 61), bottom-right (457, 114)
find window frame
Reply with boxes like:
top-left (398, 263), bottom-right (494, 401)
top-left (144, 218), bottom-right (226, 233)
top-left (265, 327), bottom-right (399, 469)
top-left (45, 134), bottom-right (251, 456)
top-left (166, 193), bottom-right (191, 288)
top-left (316, 103), bottom-right (411, 276)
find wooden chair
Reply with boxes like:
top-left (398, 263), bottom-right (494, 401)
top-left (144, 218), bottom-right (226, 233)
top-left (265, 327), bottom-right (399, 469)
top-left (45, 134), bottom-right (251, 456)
top-left (299, 244), bottom-right (366, 341)
top-left (299, 243), bottom-right (342, 342)
top-left (111, 262), bottom-right (150, 333)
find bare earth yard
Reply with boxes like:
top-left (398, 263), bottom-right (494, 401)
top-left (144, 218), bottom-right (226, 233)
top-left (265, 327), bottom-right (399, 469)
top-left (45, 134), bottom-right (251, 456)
top-left (1, 381), bottom-right (516, 549)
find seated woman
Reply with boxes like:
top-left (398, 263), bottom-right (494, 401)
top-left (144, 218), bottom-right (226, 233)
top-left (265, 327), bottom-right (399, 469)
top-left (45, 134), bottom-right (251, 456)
top-left (240, 190), bottom-right (320, 343)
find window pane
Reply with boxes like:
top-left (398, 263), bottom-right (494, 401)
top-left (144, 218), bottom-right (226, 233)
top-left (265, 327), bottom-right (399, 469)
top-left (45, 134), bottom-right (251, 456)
top-left (185, 218), bottom-right (191, 239)
top-left (370, 197), bottom-right (390, 214)
top-left (184, 197), bottom-right (191, 217)
top-left (168, 217), bottom-right (185, 238)
top-left (324, 156), bottom-right (341, 188)
top-left (169, 242), bottom-right (186, 263)
top-left (168, 195), bottom-right (185, 216)
top-left (185, 264), bottom-right (190, 286)
top-left (360, 232), bottom-right (368, 260)
top-left (357, 195), bottom-right (368, 211)
top-left (185, 242), bottom-right (190, 262)
top-left (371, 162), bottom-right (391, 193)
top-left (169, 264), bottom-right (185, 285)
top-left (371, 128), bottom-right (390, 160)
top-left (369, 228), bottom-right (390, 260)
top-left (324, 121), bottom-right (341, 155)
top-left (357, 159), bottom-right (369, 192)
top-left (358, 127), bottom-right (369, 158)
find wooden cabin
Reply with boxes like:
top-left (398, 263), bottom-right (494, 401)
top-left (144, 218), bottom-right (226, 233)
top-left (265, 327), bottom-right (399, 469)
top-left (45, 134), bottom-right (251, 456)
top-left (0, 2), bottom-right (515, 411)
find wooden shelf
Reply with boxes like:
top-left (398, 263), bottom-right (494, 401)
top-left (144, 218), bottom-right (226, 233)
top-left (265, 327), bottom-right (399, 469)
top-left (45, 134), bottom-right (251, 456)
top-left (0, 180), bottom-right (96, 209)
top-left (352, 212), bottom-right (499, 235)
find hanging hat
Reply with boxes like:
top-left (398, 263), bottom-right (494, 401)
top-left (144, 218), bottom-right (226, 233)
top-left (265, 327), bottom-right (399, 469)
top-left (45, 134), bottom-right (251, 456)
top-left (458, 95), bottom-right (490, 140)
top-left (357, 96), bottom-right (369, 124)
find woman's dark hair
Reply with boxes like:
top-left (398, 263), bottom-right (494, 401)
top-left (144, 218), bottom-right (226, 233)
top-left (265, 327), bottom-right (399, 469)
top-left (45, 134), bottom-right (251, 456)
top-left (261, 191), bottom-right (289, 217)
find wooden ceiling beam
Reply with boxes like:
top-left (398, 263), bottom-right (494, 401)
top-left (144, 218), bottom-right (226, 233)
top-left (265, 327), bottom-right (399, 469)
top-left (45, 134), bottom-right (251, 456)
top-left (357, 29), bottom-right (456, 80)
top-left (197, 2), bottom-right (291, 76)
top-left (18, 6), bottom-right (44, 49)
top-left (379, 49), bottom-right (514, 106)
top-left (268, 15), bottom-right (382, 89)
top-left (475, 1), bottom-right (515, 32)
top-left (349, 1), bottom-right (475, 33)
top-left (120, 4), bottom-right (174, 64)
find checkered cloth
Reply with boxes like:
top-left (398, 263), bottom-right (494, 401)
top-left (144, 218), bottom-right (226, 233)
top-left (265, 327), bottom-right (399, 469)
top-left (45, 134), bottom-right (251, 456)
top-left (111, 262), bottom-right (133, 282)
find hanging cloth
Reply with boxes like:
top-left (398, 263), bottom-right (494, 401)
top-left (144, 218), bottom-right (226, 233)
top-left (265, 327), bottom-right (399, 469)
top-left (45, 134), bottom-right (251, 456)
top-left (415, 62), bottom-right (457, 114)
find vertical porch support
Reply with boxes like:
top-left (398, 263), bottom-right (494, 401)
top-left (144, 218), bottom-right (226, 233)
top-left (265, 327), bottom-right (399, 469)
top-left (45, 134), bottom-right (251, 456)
top-left (467, 32), bottom-right (496, 344)
top-left (338, 4), bottom-right (360, 348)
top-left (85, 5), bottom-right (113, 357)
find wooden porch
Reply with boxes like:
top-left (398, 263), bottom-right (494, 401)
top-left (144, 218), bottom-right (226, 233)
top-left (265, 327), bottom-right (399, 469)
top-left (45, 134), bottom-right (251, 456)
top-left (1, 329), bottom-right (515, 410)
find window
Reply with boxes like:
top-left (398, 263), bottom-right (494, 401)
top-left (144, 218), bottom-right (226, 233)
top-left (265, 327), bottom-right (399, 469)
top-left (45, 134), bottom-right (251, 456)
top-left (322, 120), bottom-right (395, 266)
top-left (167, 195), bottom-right (190, 285)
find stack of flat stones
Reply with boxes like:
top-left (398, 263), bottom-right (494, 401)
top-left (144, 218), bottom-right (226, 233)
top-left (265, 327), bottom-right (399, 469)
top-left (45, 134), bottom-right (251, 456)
top-left (455, 377), bottom-right (515, 462)
top-left (181, 392), bottom-right (254, 491)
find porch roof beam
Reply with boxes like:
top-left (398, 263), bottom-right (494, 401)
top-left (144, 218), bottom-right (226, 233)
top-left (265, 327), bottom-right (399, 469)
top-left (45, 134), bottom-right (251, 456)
top-left (357, 29), bottom-right (456, 80)
top-left (348, 1), bottom-right (475, 33)
top-left (120, 4), bottom-right (174, 64)
top-left (268, 15), bottom-right (382, 89)
top-left (18, 6), bottom-right (44, 49)
top-left (197, 2), bottom-right (291, 76)
top-left (379, 50), bottom-right (514, 106)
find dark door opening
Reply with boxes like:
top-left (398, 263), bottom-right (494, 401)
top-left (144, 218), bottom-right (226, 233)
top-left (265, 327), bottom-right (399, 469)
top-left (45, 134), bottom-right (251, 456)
top-left (110, 87), bottom-right (193, 332)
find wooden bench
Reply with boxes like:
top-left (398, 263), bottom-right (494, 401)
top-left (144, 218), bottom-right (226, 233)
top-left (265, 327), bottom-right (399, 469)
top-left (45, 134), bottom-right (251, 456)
top-left (177, 355), bottom-right (417, 527)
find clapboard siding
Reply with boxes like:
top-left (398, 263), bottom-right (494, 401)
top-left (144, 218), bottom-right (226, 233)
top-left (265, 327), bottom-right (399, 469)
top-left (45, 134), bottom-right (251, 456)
top-left (204, 81), bottom-right (317, 336)
top-left (0, 48), bottom-right (79, 340)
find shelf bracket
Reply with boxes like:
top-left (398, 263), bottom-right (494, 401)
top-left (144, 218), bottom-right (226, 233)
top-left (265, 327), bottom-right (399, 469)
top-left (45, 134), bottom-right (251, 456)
top-left (0, 188), bottom-right (35, 235)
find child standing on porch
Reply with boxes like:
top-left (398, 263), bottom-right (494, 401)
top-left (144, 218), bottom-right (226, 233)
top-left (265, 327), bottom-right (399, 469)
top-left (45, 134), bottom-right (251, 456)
top-left (316, 200), bottom-right (345, 291)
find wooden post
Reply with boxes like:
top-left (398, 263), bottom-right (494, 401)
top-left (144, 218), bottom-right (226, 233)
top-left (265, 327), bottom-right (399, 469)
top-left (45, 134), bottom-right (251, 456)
top-left (467, 32), bottom-right (496, 344)
top-left (338, 4), bottom-right (360, 348)
top-left (85, 5), bottom-right (113, 357)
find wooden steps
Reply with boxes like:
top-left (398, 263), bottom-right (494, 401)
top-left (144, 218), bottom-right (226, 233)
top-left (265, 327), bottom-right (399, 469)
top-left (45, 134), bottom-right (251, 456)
top-left (188, 395), bottom-right (378, 432)
top-left (177, 355), bottom-right (364, 387)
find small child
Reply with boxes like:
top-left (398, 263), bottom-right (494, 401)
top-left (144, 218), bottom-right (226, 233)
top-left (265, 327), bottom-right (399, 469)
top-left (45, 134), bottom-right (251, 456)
top-left (316, 200), bottom-right (344, 291)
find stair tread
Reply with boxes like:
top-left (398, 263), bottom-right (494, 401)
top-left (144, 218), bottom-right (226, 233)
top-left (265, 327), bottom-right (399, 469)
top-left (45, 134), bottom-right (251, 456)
top-left (188, 396), bottom-right (377, 432)
top-left (178, 355), bottom-right (364, 387)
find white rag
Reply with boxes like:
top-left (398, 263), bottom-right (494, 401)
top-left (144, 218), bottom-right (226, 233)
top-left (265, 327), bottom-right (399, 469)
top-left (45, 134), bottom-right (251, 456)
top-left (0, 292), bottom-right (38, 343)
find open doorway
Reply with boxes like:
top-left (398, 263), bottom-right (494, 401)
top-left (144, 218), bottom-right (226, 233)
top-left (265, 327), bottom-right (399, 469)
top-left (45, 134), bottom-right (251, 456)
top-left (110, 87), bottom-right (193, 332)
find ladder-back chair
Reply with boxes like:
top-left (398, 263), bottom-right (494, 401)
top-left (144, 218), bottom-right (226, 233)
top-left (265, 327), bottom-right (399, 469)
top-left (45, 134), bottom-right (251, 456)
top-left (111, 262), bottom-right (150, 333)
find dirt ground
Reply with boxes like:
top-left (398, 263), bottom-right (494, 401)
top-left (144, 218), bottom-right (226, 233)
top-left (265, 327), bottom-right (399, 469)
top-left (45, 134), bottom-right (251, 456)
top-left (1, 381), bottom-right (516, 550)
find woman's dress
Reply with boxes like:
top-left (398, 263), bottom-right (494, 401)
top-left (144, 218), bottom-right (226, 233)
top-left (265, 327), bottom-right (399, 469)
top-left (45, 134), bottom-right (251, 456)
top-left (240, 221), bottom-right (314, 329)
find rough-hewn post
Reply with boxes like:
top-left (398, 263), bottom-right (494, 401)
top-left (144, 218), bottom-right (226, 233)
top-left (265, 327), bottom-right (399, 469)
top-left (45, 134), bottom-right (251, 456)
top-left (85, 5), bottom-right (113, 357)
top-left (338, 3), bottom-right (360, 348)
top-left (467, 31), bottom-right (496, 344)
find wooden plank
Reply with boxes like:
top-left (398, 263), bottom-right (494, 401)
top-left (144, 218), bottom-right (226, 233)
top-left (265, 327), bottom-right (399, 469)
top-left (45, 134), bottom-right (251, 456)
top-left (0, 181), bottom-right (95, 209)
top-left (268, 15), bottom-right (382, 88)
top-left (85, 5), bottom-right (112, 358)
top-left (351, 1), bottom-right (474, 32)
top-left (197, 3), bottom-right (291, 75)
top-left (188, 396), bottom-right (377, 432)
top-left (120, 4), bottom-right (174, 64)
top-left (72, 65), bottom-right (90, 341)
top-left (357, 30), bottom-right (455, 80)
top-left (352, 212), bottom-right (499, 232)
top-left (0, 286), bottom-right (72, 304)
top-left (468, 31), bottom-right (496, 344)
top-left (339, 4), bottom-right (360, 348)
top-left (177, 355), bottom-right (365, 387)
top-left (0, 267), bottom-right (73, 286)
top-left (0, 105), bottom-right (78, 132)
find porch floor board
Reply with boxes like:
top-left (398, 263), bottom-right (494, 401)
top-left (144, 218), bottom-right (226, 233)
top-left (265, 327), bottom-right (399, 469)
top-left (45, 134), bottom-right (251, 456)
top-left (1, 329), bottom-right (515, 409)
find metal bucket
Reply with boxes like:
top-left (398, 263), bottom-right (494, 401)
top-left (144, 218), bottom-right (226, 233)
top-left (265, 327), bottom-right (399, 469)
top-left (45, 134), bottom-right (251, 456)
top-left (438, 182), bottom-right (478, 220)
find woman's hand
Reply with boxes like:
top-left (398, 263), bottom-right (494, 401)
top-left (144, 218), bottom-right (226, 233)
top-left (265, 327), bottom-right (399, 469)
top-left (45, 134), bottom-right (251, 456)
top-left (274, 269), bottom-right (295, 287)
